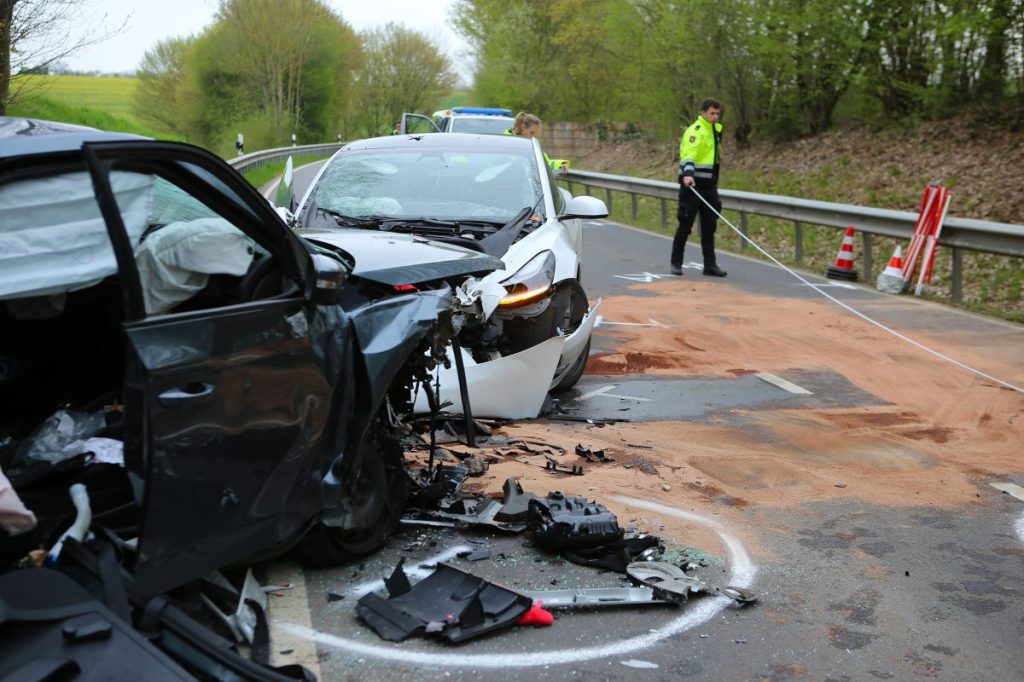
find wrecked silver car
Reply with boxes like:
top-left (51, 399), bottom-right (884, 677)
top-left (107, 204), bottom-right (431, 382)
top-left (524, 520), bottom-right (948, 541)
top-left (287, 133), bottom-right (608, 419)
top-left (0, 118), bottom-right (496, 599)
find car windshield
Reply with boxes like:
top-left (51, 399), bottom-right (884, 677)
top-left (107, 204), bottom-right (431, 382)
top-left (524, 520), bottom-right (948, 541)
top-left (450, 117), bottom-right (514, 135)
top-left (310, 147), bottom-right (543, 225)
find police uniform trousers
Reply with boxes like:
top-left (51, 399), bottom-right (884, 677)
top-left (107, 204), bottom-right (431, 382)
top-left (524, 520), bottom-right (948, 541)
top-left (671, 180), bottom-right (721, 269)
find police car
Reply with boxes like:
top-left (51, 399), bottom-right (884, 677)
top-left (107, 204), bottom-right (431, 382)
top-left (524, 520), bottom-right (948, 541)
top-left (401, 106), bottom-right (514, 136)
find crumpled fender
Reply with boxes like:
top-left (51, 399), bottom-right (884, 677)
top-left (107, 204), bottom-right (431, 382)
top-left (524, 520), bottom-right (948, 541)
top-left (351, 288), bottom-right (453, 409)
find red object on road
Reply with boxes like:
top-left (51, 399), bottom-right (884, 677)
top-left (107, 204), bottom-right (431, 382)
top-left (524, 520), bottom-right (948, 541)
top-left (516, 601), bottom-right (554, 627)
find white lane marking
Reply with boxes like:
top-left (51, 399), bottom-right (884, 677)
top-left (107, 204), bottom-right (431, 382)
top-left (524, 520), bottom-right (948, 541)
top-left (1016, 514), bottom-right (1024, 546)
top-left (991, 482), bottom-right (1024, 503)
top-left (594, 316), bottom-right (664, 328)
top-left (279, 500), bottom-right (754, 668)
top-left (601, 391), bottom-right (652, 402)
top-left (796, 282), bottom-right (858, 290)
top-left (577, 385), bottom-right (616, 400)
top-left (350, 545), bottom-right (473, 598)
top-left (755, 372), bottom-right (813, 395)
top-left (575, 384), bottom-right (652, 402)
top-left (265, 559), bottom-right (323, 679)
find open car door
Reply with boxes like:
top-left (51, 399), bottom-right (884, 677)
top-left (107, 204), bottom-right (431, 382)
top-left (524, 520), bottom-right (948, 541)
top-left (400, 113), bottom-right (441, 135)
top-left (82, 140), bottom-right (349, 599)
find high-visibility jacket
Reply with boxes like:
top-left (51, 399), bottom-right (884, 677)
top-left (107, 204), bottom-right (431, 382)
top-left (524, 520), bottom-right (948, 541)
top-left (504, 129), bottom-right (570, 172)
top-left (678, 116), bottom-right (723, 183)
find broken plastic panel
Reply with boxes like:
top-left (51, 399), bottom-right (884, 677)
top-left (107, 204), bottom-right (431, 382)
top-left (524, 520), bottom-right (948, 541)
top-left (198, 569), bottom-right (267, 645)
top-left (550, 300), bottom-right (600, 389)
top-left (524, 586), bottom-right (676, 609)
top-left (356, 559), bottom-right (532, 644)
top-left (413, 336), bottom-right (564, 419)
top-left (626, 561), bottom-right (709, 604)
top-left (528, 492), bottom-right (623, 549)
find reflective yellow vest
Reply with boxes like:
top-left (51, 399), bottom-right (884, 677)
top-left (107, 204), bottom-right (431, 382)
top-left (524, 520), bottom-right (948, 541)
top-left (678, 116), bottom-right (723, 182)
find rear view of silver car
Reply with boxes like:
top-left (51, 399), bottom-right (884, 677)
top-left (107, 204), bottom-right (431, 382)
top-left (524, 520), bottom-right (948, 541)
top-left (290, 133), bottom-right (608, 418)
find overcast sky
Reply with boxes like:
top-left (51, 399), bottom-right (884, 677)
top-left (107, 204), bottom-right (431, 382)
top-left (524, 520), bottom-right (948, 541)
top-left (60, 0), bottom-right (473, 81)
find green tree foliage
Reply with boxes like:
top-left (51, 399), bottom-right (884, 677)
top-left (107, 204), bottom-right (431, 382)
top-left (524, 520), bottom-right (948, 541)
top-left (347, 23), bottom-right (457, 137)
top-left (452, 0), bottom-right (1024, 142)
top-left (132, 37), bottom-right (193, 137)
top-left (176, 0), bottom-right (361, 154)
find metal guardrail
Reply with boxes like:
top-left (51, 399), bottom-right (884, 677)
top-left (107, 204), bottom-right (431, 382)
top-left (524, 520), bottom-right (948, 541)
top-left (561, 169), bottom-right (1024, 304)
top-left (228, 143), bottom-right (343, 173)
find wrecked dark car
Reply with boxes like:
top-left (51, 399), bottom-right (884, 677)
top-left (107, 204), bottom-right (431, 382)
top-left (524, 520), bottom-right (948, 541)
top-left (0, 117), bottom-right (498, 601)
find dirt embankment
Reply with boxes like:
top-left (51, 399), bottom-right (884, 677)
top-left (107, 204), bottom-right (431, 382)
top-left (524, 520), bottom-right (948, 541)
top-left (577, 116), bottom-right (1024, 224)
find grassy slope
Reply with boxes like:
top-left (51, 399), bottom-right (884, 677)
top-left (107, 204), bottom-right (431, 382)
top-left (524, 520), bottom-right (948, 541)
top-left (575, 118), bottom-right (1024, 322)
top-left (7, 75), bottom-right (175, 139)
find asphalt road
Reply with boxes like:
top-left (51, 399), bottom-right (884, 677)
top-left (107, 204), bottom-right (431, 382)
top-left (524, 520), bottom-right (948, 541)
top-left (262, 163), bottom-right (1024, 682)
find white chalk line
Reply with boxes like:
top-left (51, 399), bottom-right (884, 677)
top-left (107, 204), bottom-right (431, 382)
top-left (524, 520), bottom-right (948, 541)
top-left (687, 187), bottom-right (1024, 395)
top-left (279, 499), bottom-right (755, 668)
top-left (990, 482), bottom-right (1024, 503)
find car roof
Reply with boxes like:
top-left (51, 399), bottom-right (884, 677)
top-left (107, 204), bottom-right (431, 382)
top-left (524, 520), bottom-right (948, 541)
top-left (342, 132), bottom-right (533, 153)
top-left (0, 116), bottom-right (146, 159)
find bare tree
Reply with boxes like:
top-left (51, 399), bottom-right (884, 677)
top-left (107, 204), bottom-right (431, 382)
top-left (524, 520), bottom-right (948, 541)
top-left (1, 0), bottom-right (126, 114)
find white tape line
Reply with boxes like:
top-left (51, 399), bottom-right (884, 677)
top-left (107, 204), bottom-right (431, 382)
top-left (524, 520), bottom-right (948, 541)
top-left (279, 500), bottom-right (754, 668)
top-left (686, 186), bottom-right (1024, 395)
top-left (598, 391), bottom-right (651, 401)
top-left (350, 545), bottom-right (473, 597)
top-left (991, 482), bottom-right (1024, 503)
top-left (755, 373), bottom-right (813, 395)
top-left (795, 282), bottom-right (857, 290)
top-left (1016, 514), bottom-right (1024, 546)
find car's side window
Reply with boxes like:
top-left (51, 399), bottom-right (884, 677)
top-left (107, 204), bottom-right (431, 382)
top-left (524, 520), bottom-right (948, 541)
top-left (110, 173), bottom-right (270, 316)
top-left (545, 161), bottom-right (566, 215)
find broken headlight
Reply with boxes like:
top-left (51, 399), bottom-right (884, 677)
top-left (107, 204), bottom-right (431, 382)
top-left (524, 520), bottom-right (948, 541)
top-left (498, 251), bottom-right (555, 308)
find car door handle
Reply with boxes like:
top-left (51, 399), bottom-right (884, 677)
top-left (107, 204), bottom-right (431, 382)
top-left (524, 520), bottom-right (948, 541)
top-left (158, 382), bottom-right (215, 407)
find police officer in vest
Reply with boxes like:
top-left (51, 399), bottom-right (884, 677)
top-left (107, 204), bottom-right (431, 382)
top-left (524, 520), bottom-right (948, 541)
top-left (671, 98), bottom-right (727, 277)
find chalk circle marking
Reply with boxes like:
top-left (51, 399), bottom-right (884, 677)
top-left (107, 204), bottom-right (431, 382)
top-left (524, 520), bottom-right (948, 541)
top-left (280, 495), bottom-right (756, 668)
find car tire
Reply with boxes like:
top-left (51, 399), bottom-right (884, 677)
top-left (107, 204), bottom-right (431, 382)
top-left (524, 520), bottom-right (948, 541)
top-left (552, 336), bottom-right (590, 392)
top-left (293, 415), bottom-right (409, 567)
top-left (548, 281), bottom-right (590, 392)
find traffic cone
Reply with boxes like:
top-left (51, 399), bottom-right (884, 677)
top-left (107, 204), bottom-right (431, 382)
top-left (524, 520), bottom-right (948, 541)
top-left (826, 225), bottom-right (859, 281)
top-left (876, 245), bottom-right (907, 294)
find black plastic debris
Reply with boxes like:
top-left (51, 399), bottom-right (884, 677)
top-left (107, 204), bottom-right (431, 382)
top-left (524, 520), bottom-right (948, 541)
top-left (457, 549), bottom-right (492, 562)
top-left (528, 492), bottom-right (624, 549)
top-left (575, 444), bottom-right (614, 463)
top-left (326, 591), bottom-right (345, 602)
top-left (543, 458), bottom-right (584, 476)
top-left (492, 478), bottom-right (537, 524)
top-left (356, 559), bottom-right (532, 643)
top-left (563, 535), bottom-right (662, 573)
top-left (626, 561), bottom-right (709, 604)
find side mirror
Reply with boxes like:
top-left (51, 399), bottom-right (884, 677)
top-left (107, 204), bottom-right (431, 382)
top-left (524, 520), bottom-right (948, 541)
top-left (558, 195), bottom-right (609, 220)
top-left (305, 253), bottom-right (347, 304)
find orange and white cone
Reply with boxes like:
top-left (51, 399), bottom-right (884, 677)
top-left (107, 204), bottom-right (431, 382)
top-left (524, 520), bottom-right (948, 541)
top-left (876, 245), bottom-right (906, 294)
top-left (826, 225), bottom-right (859, 281)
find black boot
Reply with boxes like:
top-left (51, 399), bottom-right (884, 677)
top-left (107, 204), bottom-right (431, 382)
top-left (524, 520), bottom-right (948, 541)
top-left (703, 265), bottom-right (727, 277)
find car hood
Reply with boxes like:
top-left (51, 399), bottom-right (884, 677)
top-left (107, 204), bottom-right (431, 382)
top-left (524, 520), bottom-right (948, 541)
top-left (297, 228), bottom-right (503, 285)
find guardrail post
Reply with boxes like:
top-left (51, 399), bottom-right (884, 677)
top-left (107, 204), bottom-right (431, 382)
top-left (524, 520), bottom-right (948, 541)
top-left (951, 247), bottom-right (963, 303)
top-left (739, 212), bottom-right (748, 251)
top-left (605, 188), bottom-right (613, 213)
top-left (660, 198), bottom-right (668, 229)
top-left (794, 221), bottom-right (803, 263)
top-left (862, 232), bottom-right (873, 281)
top-left (631, 193), bottom-right (638, 222)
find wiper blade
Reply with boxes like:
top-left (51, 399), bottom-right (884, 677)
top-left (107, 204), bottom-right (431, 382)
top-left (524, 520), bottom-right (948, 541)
top-left (379, 217), bottom-right (459, 230)
top-left (317, 208), bottom-right (387, 228)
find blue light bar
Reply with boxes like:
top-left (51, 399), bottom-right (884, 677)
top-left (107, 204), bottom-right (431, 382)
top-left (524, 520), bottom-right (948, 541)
top-left (451, 107), bottom-right (513, 117)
